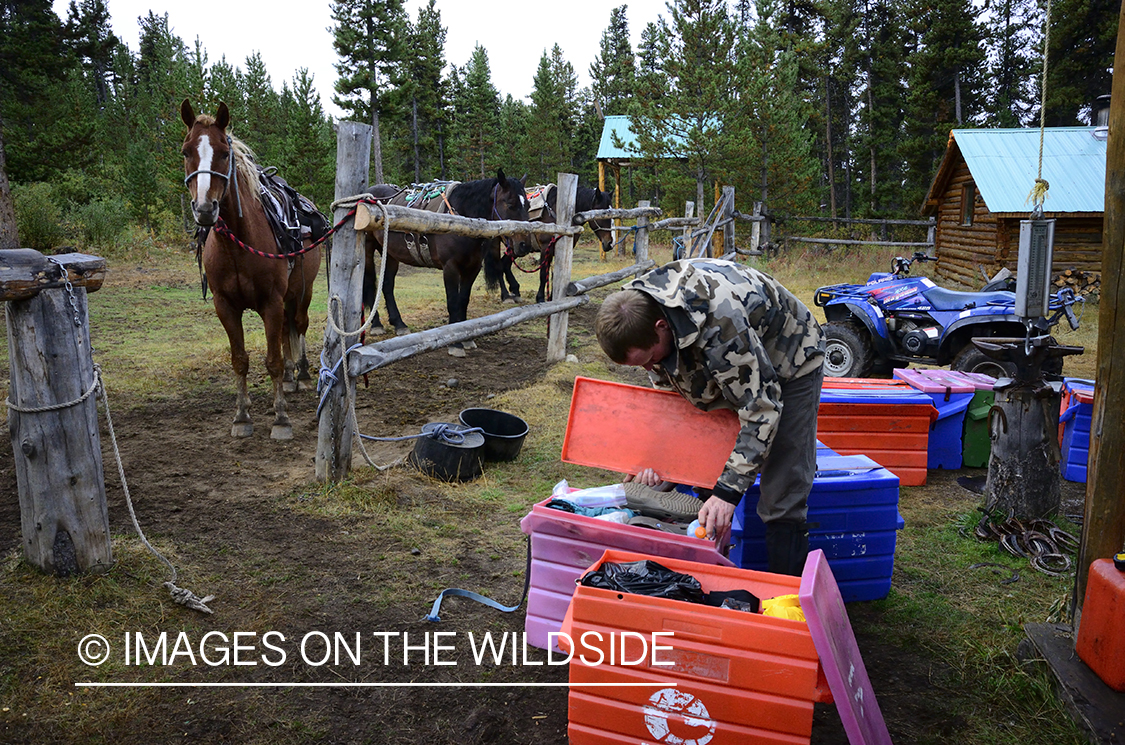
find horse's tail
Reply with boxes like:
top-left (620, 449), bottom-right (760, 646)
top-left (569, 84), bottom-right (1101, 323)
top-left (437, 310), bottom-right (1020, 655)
top-left (482, 240), bottom-right (504, 293)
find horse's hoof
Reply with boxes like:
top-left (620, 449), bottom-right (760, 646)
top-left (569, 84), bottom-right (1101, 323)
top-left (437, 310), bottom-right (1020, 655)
top-left (463, 340), bottom-right (477, 350)
top-left (271, 424), bottom-right (294, 440)
top-left (370, 326), bottom-right (387, 336)
top-left (231, 423), bottom-right (253, 438)
top-left (395, 327), bottom-right (411, 336)
top-left (502, 297), bottom-right (518, 304)
top-left (282, 381), bottom-right (298, 393)
top-left (448, 346), bottom-right (467, 358)
top-left (296, 380), bottom-right (312, 392)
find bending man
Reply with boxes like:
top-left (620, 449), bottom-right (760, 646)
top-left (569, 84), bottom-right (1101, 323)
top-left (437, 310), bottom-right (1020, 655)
top-left (595, 259), bottom-right (825, 575)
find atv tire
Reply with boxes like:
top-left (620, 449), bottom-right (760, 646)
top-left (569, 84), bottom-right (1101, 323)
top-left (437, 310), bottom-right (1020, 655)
top-left (952, 339), bottom-right (1065, 379)
top-left (823, 322), bottom-right (874, 377)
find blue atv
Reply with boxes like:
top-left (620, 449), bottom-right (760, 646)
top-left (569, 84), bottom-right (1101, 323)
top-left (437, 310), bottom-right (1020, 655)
top-left (814, 252), bottom-right (1081, 378)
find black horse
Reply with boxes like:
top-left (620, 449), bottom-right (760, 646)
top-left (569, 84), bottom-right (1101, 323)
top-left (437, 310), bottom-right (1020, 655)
top-left (494, 185), bottom-right (613, 304)
top-left (363, 171), bottom-right (531, 356)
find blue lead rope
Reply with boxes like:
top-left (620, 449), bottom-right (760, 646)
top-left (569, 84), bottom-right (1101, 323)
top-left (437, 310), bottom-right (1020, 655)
top-left (425, 534), bottom-right (532, 622)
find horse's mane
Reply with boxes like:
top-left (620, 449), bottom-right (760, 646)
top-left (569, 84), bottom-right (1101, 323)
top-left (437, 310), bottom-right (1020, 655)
top-left (449, 176), bottom-right (505, 218)
top-left (229, 136), bottom-right (262, 207)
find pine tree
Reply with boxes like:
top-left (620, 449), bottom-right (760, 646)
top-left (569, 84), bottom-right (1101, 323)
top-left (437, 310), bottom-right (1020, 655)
top-left (985, 0), bottom-right (1040, 127)
top-left (398, 0), bottom-right (446, 183)
top-left (0, 0), bottom-right (75, 182)
top-left (497, 95), bottom-right (531, 182)
top-left (847, 0), bottom-right (908, 216)
top-left (1042, 0), bottom-right (1117, 125)
top-left (330, 0), bottom-right (408, 184)
top-left (590, 5), bottom-right (636, 116)
top-left (279, 69), bottom-right (334, 209)
top-left (451, 45), bottom-right (500, 180)
top-left (528, 45), bottom-right (580, 184)
top-left (900, 0), bottom-right (986, 212)
top-left (628, 0), bottom-right (737, 213)
top-left (242, 52), bottom-right (282, 167)
top-left (729, 0), bottom-right (819, 217)
top-left (64, 0), bottom-right (118, 106)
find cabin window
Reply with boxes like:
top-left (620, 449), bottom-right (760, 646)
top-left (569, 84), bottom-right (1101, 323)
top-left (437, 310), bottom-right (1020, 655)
top-left (961, 182), bottom-right (976, 226)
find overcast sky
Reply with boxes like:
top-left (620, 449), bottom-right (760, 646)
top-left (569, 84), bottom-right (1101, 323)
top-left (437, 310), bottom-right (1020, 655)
top-left (52, 0), bottom-right (670, 117)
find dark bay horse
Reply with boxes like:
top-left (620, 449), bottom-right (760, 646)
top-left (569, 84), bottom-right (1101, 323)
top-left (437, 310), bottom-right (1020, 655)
top-left (362, 172), bottom-right (531, 356)
top-left (496, 185), bottom-right (613, 303)
top-left (180, 100), bottom-right (321, 439)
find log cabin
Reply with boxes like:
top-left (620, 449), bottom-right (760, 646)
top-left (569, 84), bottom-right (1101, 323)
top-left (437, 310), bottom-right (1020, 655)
top-left (921, 127), bottom-right (1106, 288)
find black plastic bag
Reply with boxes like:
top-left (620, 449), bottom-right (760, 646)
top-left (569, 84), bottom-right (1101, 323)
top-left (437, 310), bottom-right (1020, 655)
top-left (579, 560), bottom-right (705, 604)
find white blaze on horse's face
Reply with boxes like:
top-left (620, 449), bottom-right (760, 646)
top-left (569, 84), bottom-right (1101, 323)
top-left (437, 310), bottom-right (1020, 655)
top-left (193, 134), bottom-right (215, 219)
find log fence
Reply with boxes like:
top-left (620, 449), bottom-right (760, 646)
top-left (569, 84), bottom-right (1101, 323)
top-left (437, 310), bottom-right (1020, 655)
top-left (316, 122), bottom-right (661, 482)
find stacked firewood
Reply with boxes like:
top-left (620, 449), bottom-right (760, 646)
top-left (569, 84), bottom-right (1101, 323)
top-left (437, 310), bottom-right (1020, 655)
top-left (1053, 269), bottom-right (1100, 298)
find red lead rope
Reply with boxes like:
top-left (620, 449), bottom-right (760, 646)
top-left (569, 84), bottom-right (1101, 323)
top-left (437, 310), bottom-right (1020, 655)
top-left (505, 237), bottom-right (556, 274)
top-left (212, 206), bottom-right (359, 260)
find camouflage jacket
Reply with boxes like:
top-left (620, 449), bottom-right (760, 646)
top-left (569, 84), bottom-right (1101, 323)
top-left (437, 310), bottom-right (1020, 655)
top-left (626, 259), bottom-right (824, 504)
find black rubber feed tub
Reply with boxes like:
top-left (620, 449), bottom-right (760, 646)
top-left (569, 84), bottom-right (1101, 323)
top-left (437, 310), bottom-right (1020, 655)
top-left (458, 408), bottom-right (529, 462)
top-left (408, 423), bottom-right (485, 482)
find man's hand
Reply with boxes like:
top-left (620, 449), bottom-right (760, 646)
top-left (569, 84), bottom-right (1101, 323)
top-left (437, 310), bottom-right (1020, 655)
top-left (623, 468), bottom-right (662, 487)
top-left (697, 495), bottom-right (736, 542)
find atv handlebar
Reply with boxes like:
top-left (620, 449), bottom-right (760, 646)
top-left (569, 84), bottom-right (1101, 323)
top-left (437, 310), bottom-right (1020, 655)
top-left (891, 252), bottom-right (938, 277)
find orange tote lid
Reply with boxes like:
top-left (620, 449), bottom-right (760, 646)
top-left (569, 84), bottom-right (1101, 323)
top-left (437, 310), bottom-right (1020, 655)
top-left (561, 377), bottom-right (739, 488)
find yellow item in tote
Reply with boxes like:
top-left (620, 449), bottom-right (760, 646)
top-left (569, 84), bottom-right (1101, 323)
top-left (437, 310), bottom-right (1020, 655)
top-left (761, 594), bottom-right (806, 622)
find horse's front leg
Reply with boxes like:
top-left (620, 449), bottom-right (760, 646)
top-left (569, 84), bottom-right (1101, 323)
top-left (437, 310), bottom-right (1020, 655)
top-left (262, 302), bottom-right (293, 440)
top-left (215, 298), bottom-right (253, 437)
top-left (536, 256), bottom-right (552, 304)
top-left (444, 263), bottom-right (475, 357)
top-left (501, 256), bottom-right (520, 303)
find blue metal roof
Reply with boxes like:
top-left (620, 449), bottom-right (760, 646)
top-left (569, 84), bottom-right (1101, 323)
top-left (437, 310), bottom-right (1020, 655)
top-left (952, 127), bottom-right (1106, 214)
top-left (597, 116), bottom-right (638, 160)
top-left (596, 115), bottom-right (700, 160)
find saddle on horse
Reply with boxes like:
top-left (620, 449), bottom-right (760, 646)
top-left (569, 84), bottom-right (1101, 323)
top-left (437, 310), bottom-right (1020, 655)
top-left (380, 181), bottom-right (462, 267)
top-left (256, 167), bottom-right (331, 255)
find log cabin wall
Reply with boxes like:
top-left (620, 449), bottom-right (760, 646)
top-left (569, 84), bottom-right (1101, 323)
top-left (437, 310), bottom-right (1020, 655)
top-left (933, 161), bottom-right (1000, 287)
top-left (932, 160), bottom-right (1104, 288)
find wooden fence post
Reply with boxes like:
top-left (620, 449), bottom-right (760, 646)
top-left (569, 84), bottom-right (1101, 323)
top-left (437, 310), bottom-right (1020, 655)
top-left (682, 201), bottom-right (694, 258)
top-left (316, 121), bottom-right (372, 483)
top-left (4, 250), bottom-right (110, 576)
top-left (547, 173), bottom-right (579, 362)
top-left (1076, 0), bottom-right (1125, 615)
top-left (722, 186), bottom-right (736, 257)
top-left (635, 200), bottom-right (651, 274)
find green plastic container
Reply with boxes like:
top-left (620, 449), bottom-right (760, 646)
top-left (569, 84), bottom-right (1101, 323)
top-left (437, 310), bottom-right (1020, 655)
top-left (959, 374), bottom-right (998, 468)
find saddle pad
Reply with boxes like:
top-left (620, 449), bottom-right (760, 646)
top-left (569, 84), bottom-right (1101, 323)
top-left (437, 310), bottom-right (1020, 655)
top-left (397, 181), bottom-right (460, 213)
top-left (525, 184), bottom-right (553, 221)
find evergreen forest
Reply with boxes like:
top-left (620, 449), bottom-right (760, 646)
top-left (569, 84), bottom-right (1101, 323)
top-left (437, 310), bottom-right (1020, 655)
top-left (0, 0), bottom-right (1118, 253)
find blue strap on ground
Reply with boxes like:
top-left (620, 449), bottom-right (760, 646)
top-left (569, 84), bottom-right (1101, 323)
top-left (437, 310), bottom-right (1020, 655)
top-left (424, 534), bottom-right (531, 622)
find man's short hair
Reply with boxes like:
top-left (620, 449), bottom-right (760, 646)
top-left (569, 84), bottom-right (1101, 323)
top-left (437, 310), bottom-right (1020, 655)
top-left (596, 289), bottom-right (663, 363)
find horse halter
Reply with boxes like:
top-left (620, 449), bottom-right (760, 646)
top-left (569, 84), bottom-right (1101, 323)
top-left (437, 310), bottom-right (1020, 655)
top-left (184, 134), bottom-right (243, 219)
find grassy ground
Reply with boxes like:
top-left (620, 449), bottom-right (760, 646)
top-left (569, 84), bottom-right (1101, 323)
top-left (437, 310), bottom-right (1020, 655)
top-left (0, 234), bottom-right (1097, 744)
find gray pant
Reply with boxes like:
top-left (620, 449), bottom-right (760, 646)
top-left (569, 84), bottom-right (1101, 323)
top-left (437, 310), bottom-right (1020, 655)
top-left (756, 368), bottom-right (824, 524)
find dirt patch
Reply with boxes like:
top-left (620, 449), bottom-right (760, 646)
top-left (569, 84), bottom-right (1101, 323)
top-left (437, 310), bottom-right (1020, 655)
top-left (0, 281), bottom-right (1080, 744)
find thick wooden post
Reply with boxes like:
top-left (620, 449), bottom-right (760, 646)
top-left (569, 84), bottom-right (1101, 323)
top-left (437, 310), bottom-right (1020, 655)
top-left (750, 202), bottom-right (763, 254)
top-left (1076, 0), bottom-right (1125, 611)
top-left (635, 200), bottom-right (651, 275)
top-left (682, 201), bottom-right (695, 259)
top-left (985, 383), bottom-right (1062, 519)
top-left (547, 173), bottom-right (579, 362)
top-left (722, 186), bottom-right (736, 257)
top-left (316, 121), bottom-right (372, 482)
top-left (4, 251), bottom-right (109, 576)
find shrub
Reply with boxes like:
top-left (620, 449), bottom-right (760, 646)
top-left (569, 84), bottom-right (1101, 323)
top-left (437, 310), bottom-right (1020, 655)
top-left (74, 198), bottom-right (128, 249)
top-left (12, 182), bottom-right (64, 252)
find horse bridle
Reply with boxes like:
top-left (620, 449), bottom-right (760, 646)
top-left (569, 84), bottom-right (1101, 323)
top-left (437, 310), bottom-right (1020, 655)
top-left (183, 134), bottom-right (243, 219)
top-left (491, 183), bottom-right (526, 257)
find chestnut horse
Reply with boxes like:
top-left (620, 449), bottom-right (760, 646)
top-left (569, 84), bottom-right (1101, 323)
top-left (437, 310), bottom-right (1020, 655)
top-left (496, 185), bottom-right (614, 303)
top-left (362, 173), bottom-right (532, 356)
top-left (180, 100), bottom-right (321, 439)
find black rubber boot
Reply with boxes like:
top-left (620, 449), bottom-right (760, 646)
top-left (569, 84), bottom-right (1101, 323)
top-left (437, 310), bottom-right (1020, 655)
top-left (765, 520), bottom-right (809, 577)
